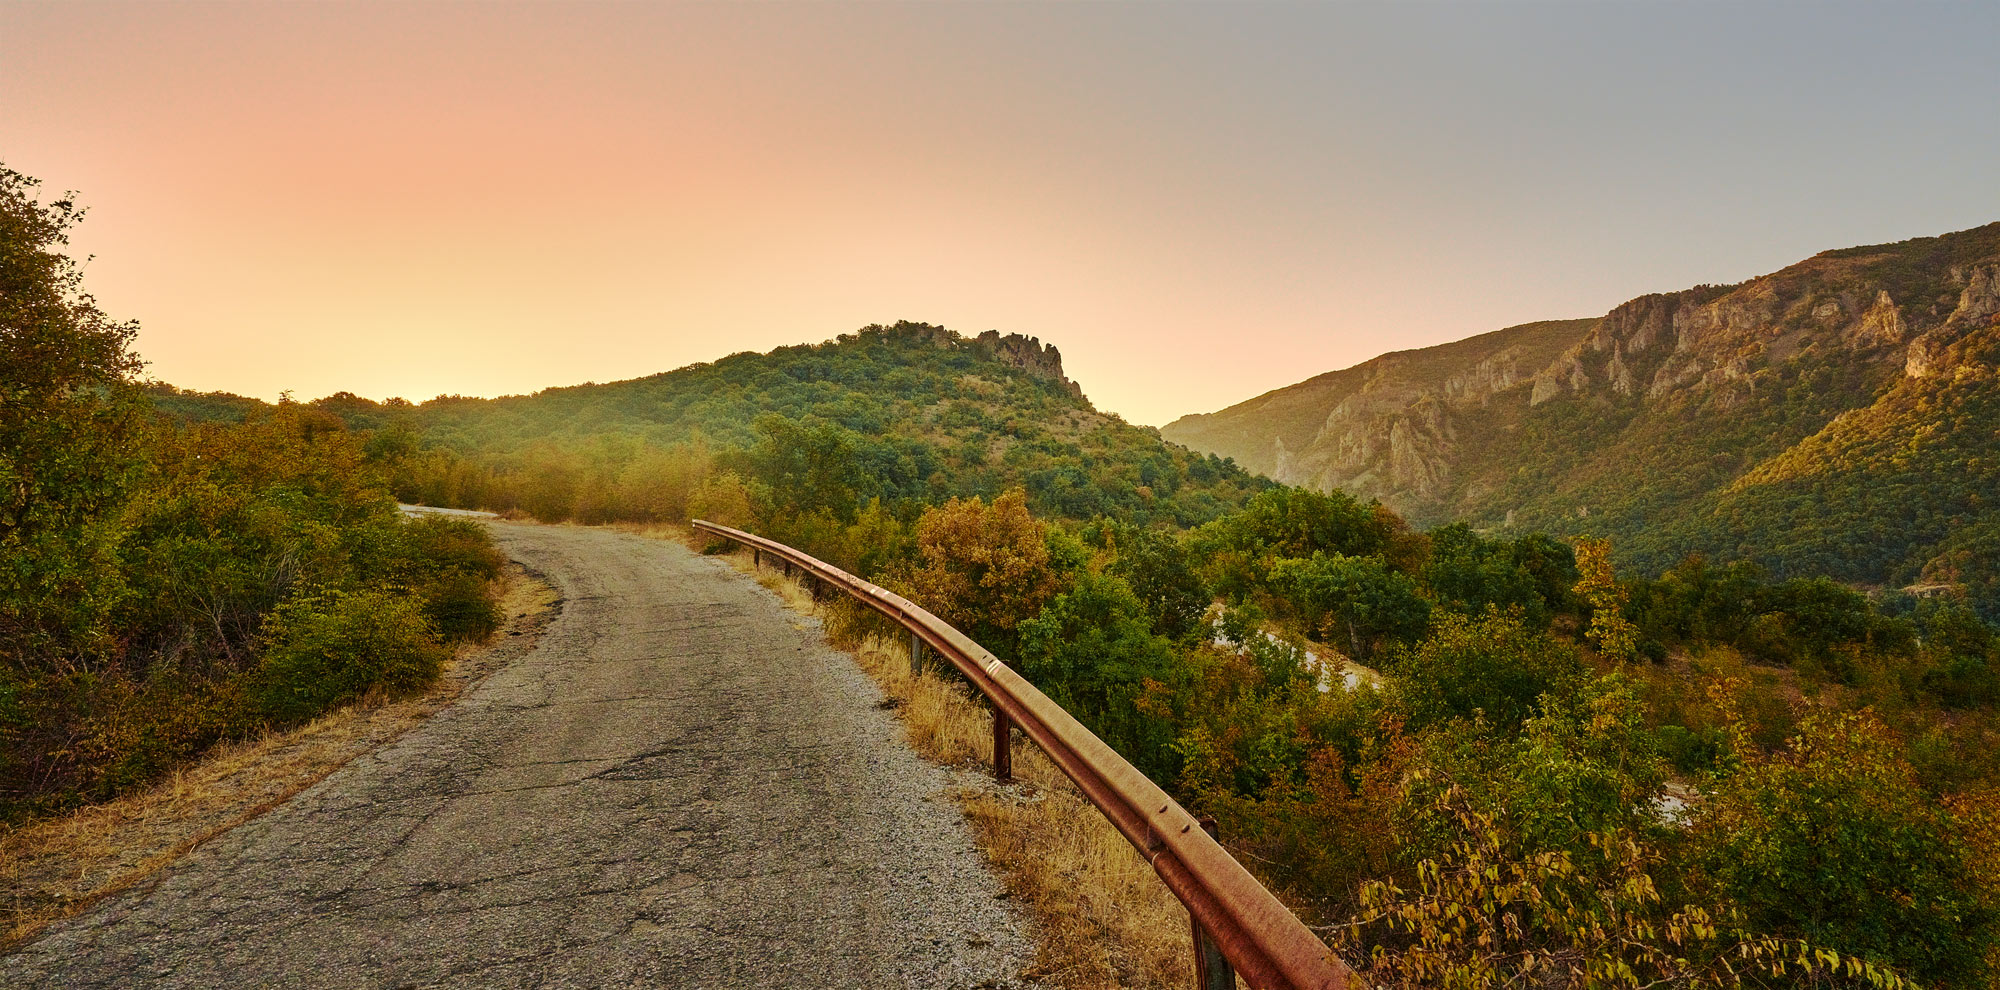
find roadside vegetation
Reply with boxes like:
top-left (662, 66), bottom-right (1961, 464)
top-left (0, 573), bottom-right (556, 950)
top-left (0, 166), bottom-right (506, 824)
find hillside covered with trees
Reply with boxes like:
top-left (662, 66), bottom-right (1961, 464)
top-left (162, 321), bottom-right (1271, 530)
top-left (1164, 222), bottom-right (2000, 619)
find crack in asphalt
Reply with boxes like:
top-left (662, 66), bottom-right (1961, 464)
top-left (2, 523), bottom-right (1039, 989)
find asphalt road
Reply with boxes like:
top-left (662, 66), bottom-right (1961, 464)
top-left (4, 522), bottom-right (1035, 988)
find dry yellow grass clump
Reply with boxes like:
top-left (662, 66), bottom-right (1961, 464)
top-left (656, 524), bottom-right (1194, 990)
top-left (0, 568), bottom-right (558, 951)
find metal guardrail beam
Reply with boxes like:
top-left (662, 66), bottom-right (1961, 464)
top-left (693, 520), bottom-right (1353, 990)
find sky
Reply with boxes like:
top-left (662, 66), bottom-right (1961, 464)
top-left (4, 2), bottom-right (1997, 427)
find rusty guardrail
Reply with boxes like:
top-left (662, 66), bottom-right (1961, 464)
top-left (692, 519), bottom-right (1353, 990)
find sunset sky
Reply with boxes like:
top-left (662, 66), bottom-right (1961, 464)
top-left (5, 1), bottom-right (1997, 426)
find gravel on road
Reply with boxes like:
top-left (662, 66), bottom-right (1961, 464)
top-left (2, 522), bottom-right (1037, 989)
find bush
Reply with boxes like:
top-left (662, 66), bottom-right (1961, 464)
top-left (419, 570), bottom-right (504, 644)
top-left (385, 515), bottom-right (505, 644)
top-left (398, 515), bottom-right (505, 581)
top-left (1392, 609), bottom-right (1583, 733)
top-left (246, 586), bottom-right (447, 725)
top-left (1692, 707), bottom-right (1999, 989)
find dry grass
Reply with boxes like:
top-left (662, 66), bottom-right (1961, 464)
top-left (0, 566), bottom-right (560, 952)
top-left (635, 522), bottom-right (1193, 990)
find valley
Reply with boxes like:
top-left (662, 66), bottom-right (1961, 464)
top-left (1165, 222), bottom-right (2000, 614)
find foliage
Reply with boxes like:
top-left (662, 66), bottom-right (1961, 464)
top-left (1017, 572), bottom-right (1183, 779)
top-left (1346, 784), bottom-right (1919, 990)
top-left (390, 515), bottom-right (507, 643)
top-left (1268, 552), bottom-right (1430, 660)
top-left (244, 586), bottom-right (449, 725)
top-left (1575, 537), bottom-right (1640, 662)
top-left (902, 489), bottom-right (1070, 657)
top-left (0, 166), bottom-right (146, 657)
top-left (1098, 523), bottom-right (1210, 641)
top-left (1190, 486), bottom-right (1400, 601)
top-left (1690, 701), bottom-right (2000, 989)
top-left (1422, 523), bottom-right (1577, 628)
top-left (1392, 610), bottom-right (1583, 734)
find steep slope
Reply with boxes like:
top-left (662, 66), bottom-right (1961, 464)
top-left (1163, 318), bottom-right (1592, 494)
top-left (1165, 222), bottom-right (2000, 607)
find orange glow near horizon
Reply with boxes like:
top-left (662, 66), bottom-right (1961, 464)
top-left (5, 2), bottom-right (1996, 425)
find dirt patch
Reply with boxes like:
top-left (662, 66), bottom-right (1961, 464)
top-left (0, 564), bottom-right (560, 952)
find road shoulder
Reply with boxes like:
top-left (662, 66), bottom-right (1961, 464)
top-left (0, 565), bottom-right (560, 952)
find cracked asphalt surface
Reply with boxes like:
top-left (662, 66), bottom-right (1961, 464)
top-left (4, 522), bottom-right (1036, 988)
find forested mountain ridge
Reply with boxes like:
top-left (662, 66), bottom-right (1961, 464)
top-left (1164, 221), bottom-right (2000, 612)
top-left (159, 322), bottom-right (1270, 528)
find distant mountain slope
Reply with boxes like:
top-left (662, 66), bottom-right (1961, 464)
top-left (1164, 222), bottom-right (2000, 610)
top-left (1163, 318), bottom-right (1594, 484)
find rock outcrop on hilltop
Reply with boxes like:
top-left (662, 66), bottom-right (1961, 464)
top-left (974, 329), bottom-right (1084, 399)
top-left (1163, 221), bottom-right (2000, 611)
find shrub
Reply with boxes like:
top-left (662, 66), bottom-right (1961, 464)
top-left (1392, 609), bottom-right (1583, 734)
top-left (419, 569), bottom-right (503, 644)
top-left (382, 515), bottom-right (504, 644)
top-left (398, 515), bottom-right (505, 581)
top-left (1692, 705), bottom-right (1999, 989)
top-left (246, 586), bottom-right (447, 725)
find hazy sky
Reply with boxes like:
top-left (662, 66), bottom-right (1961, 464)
top-left (5, 2), bottom-right (1997, 426)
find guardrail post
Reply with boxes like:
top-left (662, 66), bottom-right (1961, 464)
top-left (1191, 816), bottom-right (1234, 990)
top-left (909, 630), bottom-right (925, 678)
top-left (992, 707), bottom-right (1013, 782)
top-left (752, 548), bottom-right (761, 568)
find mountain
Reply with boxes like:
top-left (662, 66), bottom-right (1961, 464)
top-left (1164, 222), bottom-right (2000, 611)
top-left (160, 322), bottom-right (1270, 528)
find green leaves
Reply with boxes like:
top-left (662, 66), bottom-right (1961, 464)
top-left (1268, 551), bottom-right (1430, 660)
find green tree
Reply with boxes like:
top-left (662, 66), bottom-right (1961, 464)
top-left (1422, 523), bottom-right (1548, 625)
top-left (742, 414), bottom-right (865, 522)
top-left (1393, 609), bottom-right (1582, 733)
top-left (1106, 526), bottom-right (1210, 641)
top-left (1268, 552), bottom-right (1430, 659)
top-left (1018, 572), bottom-right (1182, 777)
top-left (0, 166), bottom-right (145, 654)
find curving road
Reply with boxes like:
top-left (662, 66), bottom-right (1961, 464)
top-left (4, 522), bottom-right (1034, 989)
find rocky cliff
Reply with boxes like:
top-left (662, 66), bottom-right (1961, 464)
top-left (1163, 221), bottom-right (2000, 605)
top-left (1163, 318), bottom-right (1593, 512)
top-left (974, 329), bottom-right (1084, 399)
